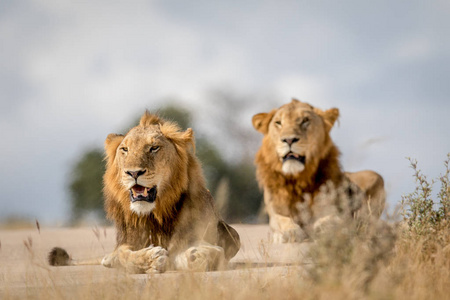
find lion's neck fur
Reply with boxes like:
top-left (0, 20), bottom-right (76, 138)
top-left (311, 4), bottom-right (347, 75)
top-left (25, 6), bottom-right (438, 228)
top-left (255, 135), bottom-right (343, 206)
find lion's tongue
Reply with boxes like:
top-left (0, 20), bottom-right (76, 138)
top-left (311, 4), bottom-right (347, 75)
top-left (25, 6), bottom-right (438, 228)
top-left (132, 185), bottom-right (147, 196)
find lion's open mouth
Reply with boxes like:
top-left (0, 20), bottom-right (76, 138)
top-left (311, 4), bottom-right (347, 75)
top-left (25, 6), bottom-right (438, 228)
top-left (282, 152), bottom-right (306, 164)
top-left (129, 185), bottom-right (157, 203)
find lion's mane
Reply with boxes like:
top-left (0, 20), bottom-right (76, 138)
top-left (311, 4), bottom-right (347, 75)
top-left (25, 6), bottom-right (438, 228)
top-left (103, 112), bottom-right (221, 252)
top-left (253, 100), bottom-right (343, 220)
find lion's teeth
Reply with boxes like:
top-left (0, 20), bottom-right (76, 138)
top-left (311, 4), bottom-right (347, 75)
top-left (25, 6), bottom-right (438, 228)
top-left (131, 189), bottom-right (136, 197)
top-left (143, 188), bottom-right (148, 197)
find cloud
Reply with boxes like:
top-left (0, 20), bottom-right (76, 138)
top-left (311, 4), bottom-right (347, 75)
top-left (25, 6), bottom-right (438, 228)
top-left (0, 0), bottom-right (449, 222)
top-left (273, 74), bottom-right (332, 105)
top-left (392, 36), bottom-right (436, 63)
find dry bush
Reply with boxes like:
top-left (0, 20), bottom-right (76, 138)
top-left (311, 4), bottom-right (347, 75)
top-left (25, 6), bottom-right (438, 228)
top-left (304, 154), bottom-right (450, 299)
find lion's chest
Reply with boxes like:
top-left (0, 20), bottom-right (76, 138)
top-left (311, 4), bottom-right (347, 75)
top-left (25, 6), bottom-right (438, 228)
top-left (123, 219), bottom-right (174, 250)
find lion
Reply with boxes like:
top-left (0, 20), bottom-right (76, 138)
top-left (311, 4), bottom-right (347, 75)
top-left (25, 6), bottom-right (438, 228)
top-left (48, 112), bottom-right (240, 273)
top-left (252, 99), bottom-right (385, 243)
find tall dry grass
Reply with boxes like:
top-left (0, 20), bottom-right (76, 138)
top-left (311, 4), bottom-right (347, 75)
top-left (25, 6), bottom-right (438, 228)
top-left (2, 155), bottom-right (449, 300)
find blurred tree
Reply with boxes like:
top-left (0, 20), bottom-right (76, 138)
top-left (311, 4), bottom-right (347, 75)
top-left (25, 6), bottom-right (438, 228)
top-left (156, 105), bottom-right (191, 130)
top-left (69, 149), bottom-right (105, 223)
top-left (197, 90), bottom-right (265, 222)
top-left (225, 162), bottom-right (262, 222)
top-left (68, 101), bottom-right (263, 224)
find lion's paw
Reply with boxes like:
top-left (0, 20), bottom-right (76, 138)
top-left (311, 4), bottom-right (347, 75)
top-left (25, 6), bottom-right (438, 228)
top-left (101, 252), bottom-right (119, 268)
top-left (144, 250), bottom-right (168, 274)
top-left (272, 225), bottom-right (307, 243)
top-left (182, 245), bottom-right (225, 271)
top-left (120, 246), bottom-right (168, 274)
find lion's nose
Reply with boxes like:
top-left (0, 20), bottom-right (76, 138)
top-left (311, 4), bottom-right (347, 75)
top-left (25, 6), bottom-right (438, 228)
top-left (282, 138), bottom-right (299, 146)
top-left (125, 169), bottom-right (146, 179)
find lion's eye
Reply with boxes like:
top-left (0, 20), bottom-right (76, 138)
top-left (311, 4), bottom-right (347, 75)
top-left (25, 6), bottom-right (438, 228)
top-left (120, 147), bottom-right (128, 153)
top-left (274, 120), bottom-right (282, 127)
top-left (150, 146), bottom-right (160, 153)
top-left (301, 117), bottom-right (310, 129)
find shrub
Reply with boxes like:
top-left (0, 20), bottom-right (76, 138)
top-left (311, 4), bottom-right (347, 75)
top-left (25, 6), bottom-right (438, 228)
top-left (400, 154), bottom-right (450, 245)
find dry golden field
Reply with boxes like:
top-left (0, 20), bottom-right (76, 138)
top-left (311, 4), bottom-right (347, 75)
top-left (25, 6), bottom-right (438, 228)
top-left (0, 220), bottom-right (448, 300)
top-left (0, 224), bottom-right (311, 299)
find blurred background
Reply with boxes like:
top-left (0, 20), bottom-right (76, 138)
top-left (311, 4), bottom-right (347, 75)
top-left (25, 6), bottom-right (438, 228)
top-left (0, 0), bottom-right (449, 226)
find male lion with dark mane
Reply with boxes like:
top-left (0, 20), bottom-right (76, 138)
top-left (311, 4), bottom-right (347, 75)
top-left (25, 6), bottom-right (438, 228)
top-left (49, 112), bottom-right (240, 273)
top-left (252, 99), bottom-right (385, 243)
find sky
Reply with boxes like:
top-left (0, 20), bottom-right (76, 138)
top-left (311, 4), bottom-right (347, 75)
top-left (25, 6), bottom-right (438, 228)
top-left (0, 0), bottom-right (449, 224)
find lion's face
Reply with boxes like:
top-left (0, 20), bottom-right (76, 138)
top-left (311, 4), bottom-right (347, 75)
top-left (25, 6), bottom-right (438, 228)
top-left (105, 113), bottom-right (193, 216)
top-left (253, 99), bottom-right (339, 176)
top-left (116, 126), bottom-right (177, 215)
top-left (269, 102), bottom-right (326, 175)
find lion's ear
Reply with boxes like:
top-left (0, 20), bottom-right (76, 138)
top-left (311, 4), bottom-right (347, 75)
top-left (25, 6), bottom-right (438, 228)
top-left (252, 110), bottom-right (275, 134)
top-left (105, 133), bottom-right (124, 161)
top-left (172, 128), bottom-right (195, 153)
top-left (179, 128), bottom-right (194, 145)
top-left (162, 124), bottom-right (195, 152)
top-left (319, 108), bottom-right (340, 132)
top-left (182, 128), bottom-right (195, 152)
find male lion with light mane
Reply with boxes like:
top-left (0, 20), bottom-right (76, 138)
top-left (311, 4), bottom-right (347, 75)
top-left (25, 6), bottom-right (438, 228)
top-left (252, 99), bottom-right (385, 243)
top-left (48, 112), bottom-right (240, 273)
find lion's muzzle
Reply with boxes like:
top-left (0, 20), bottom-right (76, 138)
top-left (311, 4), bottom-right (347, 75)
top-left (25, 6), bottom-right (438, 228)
top-left (130, 185), bottom-right (157, 203)
top-left (282, 152), bottom-right (306, 164)
top-left (281, 152), bottom-right (306, 175)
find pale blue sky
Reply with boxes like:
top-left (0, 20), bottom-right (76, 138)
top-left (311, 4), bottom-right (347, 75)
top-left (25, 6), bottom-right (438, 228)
top-left (1, 0), bottom-right (449, 223)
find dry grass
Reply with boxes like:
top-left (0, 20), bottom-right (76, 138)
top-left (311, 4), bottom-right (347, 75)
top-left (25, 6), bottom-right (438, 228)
top-left (4, 235), bottom-right (448, 300)
top-left (1, 228), bottom-right (448, 300)
top-left (1, 155), bottom-right (449, 299)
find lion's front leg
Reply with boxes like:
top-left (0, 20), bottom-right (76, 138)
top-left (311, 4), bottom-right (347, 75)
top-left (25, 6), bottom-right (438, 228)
top-left (269, 212), bottom-right (307, 243)
top-left (264, 190), bottom-right (307, 243)
top-left (101, 245), bottom-right (168, 274)
top-left (173, 243), bottom-right (225, 271)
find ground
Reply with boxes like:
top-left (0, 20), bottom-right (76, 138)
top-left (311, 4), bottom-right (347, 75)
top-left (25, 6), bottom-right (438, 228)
top-left (0, 224), bottom-right (311, 299)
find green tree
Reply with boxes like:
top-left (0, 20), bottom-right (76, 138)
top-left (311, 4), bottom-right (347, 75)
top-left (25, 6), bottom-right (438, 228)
top-left (69, 149), bottom-right (105, 223)
top-left (225, 162), bottom-right (262, 222)
top-left (156, 105), bottom-right (191, 130)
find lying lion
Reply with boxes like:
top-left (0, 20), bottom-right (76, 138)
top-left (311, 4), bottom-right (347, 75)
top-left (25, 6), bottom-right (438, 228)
top-left (49, 112), bottom-right (240, 273)
top-left (252, 99), bottom-right (385, 242)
